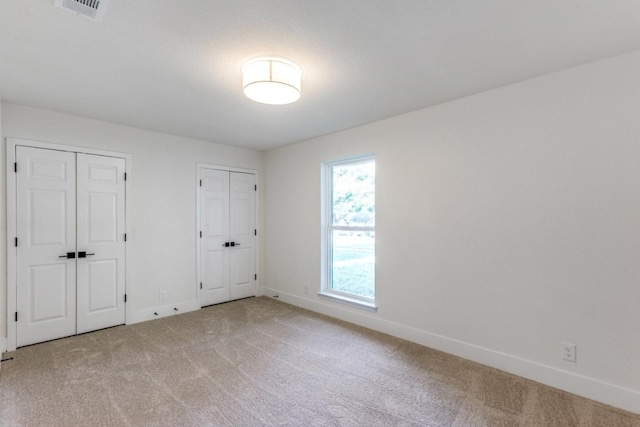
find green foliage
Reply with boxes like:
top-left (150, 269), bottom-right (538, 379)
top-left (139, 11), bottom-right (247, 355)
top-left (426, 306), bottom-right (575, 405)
top-left (332, 161), bottom-right (375, 225)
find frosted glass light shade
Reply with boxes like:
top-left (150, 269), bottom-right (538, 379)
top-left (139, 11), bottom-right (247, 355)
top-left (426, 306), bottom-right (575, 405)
top-left (242, 58), bottom-right (301, 105)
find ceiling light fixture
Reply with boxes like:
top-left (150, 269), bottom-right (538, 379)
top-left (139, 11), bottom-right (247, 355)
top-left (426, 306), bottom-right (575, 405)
top-left (242, 58), bottom-right (302, 105)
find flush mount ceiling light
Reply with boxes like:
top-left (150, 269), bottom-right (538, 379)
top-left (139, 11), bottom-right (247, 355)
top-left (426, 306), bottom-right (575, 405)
top-left (242, 58), bottom-right (302, 105)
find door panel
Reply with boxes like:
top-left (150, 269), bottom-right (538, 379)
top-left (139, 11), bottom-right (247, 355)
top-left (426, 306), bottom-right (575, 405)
top-left (86, 259), bottom-right (118, 312)
top-left (16, 146), bottom-right (77, 347)
top-left (205, 251), bottom-right (226, 291)
top-left (232, 199), bottom-right (250, 235)
top-left (29, 263), bottom-right (69, 322)
top-left (232, 247), bottom-right (251, 283)
top-left (87, 193), bottom-right (118, 243)
top-left (200, 169), bottom-right (230, 306)
top-left (30, 190), bottom-right (69, 245)
top-left (206, 198), bottom-right (227, 237)
top-left (28, 158), bottom-right (68, 180)
top-left (229, 172), bottom-right (256, 300)
top-left (76, 154), bottom-right (126, 334)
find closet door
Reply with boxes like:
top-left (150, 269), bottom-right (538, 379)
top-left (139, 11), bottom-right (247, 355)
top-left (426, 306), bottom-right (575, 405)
top-left (200, 169), bottom-right (231, 306)
top-left (76, 154), bottom-right (126, 333)
top-left (16, 147), bottom-right (77, 347)
top-left (199, 169), bottom-right (256, 306)
top-left (229, 172), bottom-right (256, 300)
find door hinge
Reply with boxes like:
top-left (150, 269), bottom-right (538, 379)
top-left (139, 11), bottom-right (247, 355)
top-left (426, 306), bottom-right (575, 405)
top-left (254, 274), bottom-right (257, 280)
top-left (254, 184), bottom-right (257, 191)
top-left (200, 282), bottom-right (203, 290)
top-left (199, 180), bottom-right (202, 187)
top-left (254, 229), bottom-right (257, 236)
top-left (14, 162), bottom-right (17, 173)
top-left (200, 231), bottom-right (202, 238)
top-left (124, 294), bottom-right (127, 303)
top-left (124, 172), bottom-right (127, 181)
top-left (15, 312), bottom-right (18, 322)
top-left (15, 237), bottom-right (18, 247)
top-left (124, 233), bottom-right (127, 242)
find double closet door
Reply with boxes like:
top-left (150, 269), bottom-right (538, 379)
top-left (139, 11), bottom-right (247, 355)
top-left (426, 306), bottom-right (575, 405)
top-left (200, 169), bottom-right (256, 306)
top-left (16, 146), bottom-right (126, 347)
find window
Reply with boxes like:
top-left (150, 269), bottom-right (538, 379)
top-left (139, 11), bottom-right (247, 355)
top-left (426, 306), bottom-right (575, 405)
top-left (321, 155), bottom-right (376, 310)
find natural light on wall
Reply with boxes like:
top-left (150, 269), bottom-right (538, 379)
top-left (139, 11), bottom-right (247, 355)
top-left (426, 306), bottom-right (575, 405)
top-left (242, 58), bottom-right (302, 105)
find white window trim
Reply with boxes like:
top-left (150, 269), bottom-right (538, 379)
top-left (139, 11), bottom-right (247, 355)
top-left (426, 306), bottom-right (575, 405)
top-left (320, 154), bottom-right (377, 311)
top-left (317, 291), bottom-right (377, 312)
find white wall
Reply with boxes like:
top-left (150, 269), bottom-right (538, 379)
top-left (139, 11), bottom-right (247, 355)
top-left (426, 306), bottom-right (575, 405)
top-left (1, 103), bottom-right (263, 346)
top-left (264, 50), bottom-right (640, 413)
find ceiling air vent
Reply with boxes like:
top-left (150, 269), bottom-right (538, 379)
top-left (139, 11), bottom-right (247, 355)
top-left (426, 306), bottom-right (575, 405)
top-left (55, 0), bottom-right (110, 22)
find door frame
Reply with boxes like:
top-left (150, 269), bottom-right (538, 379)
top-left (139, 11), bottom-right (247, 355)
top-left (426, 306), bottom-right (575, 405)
top-left (196, 163), bottom-right (260, 306)
top-left (5, 138), bottom-right (132, 352)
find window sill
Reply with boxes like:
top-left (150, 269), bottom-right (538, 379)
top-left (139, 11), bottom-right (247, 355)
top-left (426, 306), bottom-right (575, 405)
top-left (317, 292), bottom-right (377, 312)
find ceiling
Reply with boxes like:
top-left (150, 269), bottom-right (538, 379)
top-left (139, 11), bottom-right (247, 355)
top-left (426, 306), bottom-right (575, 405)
top-left (1, 1), bottom-right (640, 151)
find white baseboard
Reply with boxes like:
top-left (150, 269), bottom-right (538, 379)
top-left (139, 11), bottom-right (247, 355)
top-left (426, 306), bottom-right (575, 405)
top-left (0, 301), bottom-right (202, 353)
top-left (127, 299), bottom-right (201, 325)
top-left (264, 287), bottom-right (640, 415)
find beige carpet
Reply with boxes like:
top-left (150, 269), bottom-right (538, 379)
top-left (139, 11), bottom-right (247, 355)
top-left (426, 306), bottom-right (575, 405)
top-left (0, 297), bottom-right (638, 426)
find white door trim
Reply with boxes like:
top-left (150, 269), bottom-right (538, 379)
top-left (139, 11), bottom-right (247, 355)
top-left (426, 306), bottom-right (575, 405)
top-left (5, 138), bottom-right (132, 352)
top-left (196, 163), bottom-right (260, 305)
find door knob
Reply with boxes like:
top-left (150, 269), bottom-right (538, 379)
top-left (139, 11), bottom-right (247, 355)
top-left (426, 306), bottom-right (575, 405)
top-left (59, 252), bottom-right (76, 259)
top-left (77, 252), bottom-right (95, 258)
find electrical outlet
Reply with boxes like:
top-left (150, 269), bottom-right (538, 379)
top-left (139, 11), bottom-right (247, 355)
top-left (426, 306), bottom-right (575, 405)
top-left (561, 343), bottom-right (576, 362)
top-left (159, 290), bottom-right (167, 301)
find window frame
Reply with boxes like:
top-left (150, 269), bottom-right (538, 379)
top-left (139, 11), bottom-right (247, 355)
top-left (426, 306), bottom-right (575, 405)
top-left (320, 154), bottom-right (377, 312)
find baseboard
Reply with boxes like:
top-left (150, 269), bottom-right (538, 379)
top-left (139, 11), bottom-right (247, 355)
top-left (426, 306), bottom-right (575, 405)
top-left (127, 299), bottom-right (201, 325)
top-left (264, 287), bottom-right (640, 415)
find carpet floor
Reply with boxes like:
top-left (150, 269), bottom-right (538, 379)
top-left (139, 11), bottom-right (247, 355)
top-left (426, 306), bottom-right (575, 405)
top-left (0, 296), bottom-right (638, 426)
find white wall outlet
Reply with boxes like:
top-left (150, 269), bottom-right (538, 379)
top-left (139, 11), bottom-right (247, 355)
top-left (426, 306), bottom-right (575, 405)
top-left (561, 343), bottom-right (576, 362)
top-left (159, 290), bottom-right (167, 301)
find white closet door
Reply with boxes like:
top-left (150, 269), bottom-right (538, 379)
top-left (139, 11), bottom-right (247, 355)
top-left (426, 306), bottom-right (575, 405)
top-left (200, 169), bottom-right (230, 306)
top-left (229, 172), bottom-right (256, 300)
top-left (16, 147), bottom-right (77, 347)
top-left (76, 154), bottom-right (126, 333)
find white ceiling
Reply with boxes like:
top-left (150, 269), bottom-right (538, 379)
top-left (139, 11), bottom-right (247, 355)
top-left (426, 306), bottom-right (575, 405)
top-left (1, 1), bottom-right (640, 151)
